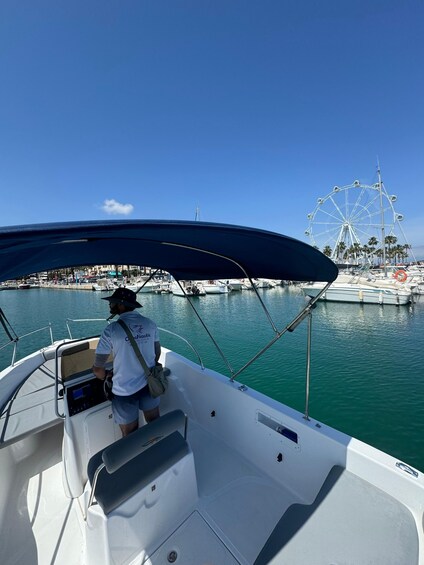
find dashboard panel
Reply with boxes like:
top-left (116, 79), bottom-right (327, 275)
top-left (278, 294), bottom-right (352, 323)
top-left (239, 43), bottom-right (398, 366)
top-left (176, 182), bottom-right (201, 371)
top-left (66, 378), bottom-right (108, 416)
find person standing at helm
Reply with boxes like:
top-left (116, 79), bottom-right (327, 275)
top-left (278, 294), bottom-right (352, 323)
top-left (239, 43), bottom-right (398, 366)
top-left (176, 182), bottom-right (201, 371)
top-left (92, 288), bottom-right (161, 436)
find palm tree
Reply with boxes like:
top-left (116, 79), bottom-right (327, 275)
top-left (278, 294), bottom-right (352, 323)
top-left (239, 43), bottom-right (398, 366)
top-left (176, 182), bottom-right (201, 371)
top-left (362, 244), bottom-right (370, 261)
top-left (336, 242), bottom-right (346, 261)
top-left (392, 244), bottom-right (408, 264)
top-left (384, 235), bottom-right (397, 264)
top-left (402, 243), bottom-right (411, 263)
top-left (323, 245), bottom-right (332, 257)
top-left (351, 242), bottom-right (362, 261)
top-left (367, 237), bottom-right (378, 265)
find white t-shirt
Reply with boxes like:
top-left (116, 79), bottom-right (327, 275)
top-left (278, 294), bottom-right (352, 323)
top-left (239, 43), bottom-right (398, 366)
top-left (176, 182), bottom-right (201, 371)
top-left (96, 310), bottom-right (159, 396)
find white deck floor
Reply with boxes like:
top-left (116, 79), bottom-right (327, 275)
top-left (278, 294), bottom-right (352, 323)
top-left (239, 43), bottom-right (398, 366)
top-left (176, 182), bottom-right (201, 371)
top-left (2, 417), bottom-right (296, 565)
top-left (2, 425), bottom-right (84, 565)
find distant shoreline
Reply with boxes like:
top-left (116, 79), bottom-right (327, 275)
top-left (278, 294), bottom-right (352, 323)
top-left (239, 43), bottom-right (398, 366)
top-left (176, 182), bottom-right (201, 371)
top-left (1, 283), bottom-right (95, 292)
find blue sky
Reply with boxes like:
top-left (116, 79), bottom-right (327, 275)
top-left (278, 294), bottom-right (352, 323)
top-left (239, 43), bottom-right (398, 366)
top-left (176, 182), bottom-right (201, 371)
top-left (1, 1), bottom-right (424, 257)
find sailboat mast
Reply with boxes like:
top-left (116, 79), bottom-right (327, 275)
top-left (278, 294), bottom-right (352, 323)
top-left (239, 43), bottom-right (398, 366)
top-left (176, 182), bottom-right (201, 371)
top-left (377, 162), bottom-right (387, 276)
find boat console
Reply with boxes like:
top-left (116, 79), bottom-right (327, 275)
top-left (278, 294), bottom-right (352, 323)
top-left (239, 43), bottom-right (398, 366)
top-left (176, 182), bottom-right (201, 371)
top-left (66, 378), bottom-right (107, 416)
top-left (56, 339), bottom-right (120, 498)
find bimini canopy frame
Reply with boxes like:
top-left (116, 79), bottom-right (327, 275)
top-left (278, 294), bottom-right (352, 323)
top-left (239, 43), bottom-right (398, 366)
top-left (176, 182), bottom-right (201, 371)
top-left (0, 220), bottom-right (338, 284)
top-left (0, 220), bottom-right (337, 420)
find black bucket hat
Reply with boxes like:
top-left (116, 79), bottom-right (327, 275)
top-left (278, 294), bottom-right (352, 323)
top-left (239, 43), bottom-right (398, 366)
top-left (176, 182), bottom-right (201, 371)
top-left (102, 287), bottom-right (142, 308)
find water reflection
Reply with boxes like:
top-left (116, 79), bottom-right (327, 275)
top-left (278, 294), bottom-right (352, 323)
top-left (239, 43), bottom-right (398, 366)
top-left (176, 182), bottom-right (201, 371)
top-left (318, 296), bottom-right (419, 329)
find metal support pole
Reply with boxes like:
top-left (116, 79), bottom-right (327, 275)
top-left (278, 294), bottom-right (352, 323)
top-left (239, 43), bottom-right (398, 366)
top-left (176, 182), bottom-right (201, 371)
top-left (377, 163), bottom-right (387, 276)
top-left (303, 310), bottom-right (312, 421)
top-left (87, 462), bottom-right (106, 515)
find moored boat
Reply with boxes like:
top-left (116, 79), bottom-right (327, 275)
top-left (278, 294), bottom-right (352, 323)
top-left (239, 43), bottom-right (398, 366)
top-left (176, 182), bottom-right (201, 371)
top-left (170, 279), bottom-right (206, 296)
top-left (202, 280), bottom-right (231, 294)
top-left (301, 273), bottom-right (412, 305)
top-left (130, 278), bottom-right (163, 293)
top-left (92, 280), bottom-right (117, 292)
top-left (255, 278), bottom-right (277, 289)
top-left (220, 278), bottom-right (243, 291)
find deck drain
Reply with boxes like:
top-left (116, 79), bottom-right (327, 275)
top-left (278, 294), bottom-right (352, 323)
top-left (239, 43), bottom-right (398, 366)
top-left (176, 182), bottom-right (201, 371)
top-left (167, 550), bottom-right (178, 563)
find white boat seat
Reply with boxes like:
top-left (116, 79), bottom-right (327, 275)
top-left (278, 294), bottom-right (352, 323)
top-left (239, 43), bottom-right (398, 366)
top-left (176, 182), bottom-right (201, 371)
top-left (87, 409), bottom-right (187, 515)
top-left (85, 409), bottom-right (198, 564)
top-left (254, 465), bottom-right (419, 565)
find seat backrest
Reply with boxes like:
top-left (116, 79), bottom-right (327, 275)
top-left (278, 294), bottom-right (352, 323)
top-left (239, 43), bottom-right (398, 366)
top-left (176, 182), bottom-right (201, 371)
top-left (87, 409), bottom-right (188, 514)
top-left (103, 408), bottom-right (186, 473)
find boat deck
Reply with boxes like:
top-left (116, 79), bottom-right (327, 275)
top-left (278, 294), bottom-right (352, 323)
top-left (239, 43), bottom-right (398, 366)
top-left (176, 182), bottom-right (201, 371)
top-left (1, 417), bottom-right (295, 565)
top-left (1, 424), bottom-right (84, 564)
top-left (0, 357), bottom-right (420, 564)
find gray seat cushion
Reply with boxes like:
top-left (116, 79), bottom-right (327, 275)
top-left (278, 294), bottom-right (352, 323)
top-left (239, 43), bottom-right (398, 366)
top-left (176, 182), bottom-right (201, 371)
top-left (101, 409), bottom-right (185, 473)
top-left (254, 465), bottom-right (419, 565)
top-left (88, 431), bottom-right (189, 515)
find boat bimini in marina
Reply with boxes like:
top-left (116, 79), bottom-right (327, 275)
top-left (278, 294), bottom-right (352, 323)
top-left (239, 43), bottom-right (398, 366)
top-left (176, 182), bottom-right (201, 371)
top-left (0, 220), bottom-right (422, 565)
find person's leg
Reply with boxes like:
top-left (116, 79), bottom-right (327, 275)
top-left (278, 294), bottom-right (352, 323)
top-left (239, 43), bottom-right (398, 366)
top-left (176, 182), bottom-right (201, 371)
top-left (138, 386), bottom-right (160, 423)
top-left (112, 393), bottom-right (139, 437)
top-left (119, 420), bottom-right (138, 436)
top-left (143, 406), bottom-right (160, 423)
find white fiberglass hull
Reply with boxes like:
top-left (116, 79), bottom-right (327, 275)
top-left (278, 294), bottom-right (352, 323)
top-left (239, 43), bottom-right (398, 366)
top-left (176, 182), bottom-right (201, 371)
top-left (136, 282), bottom-right (162, 293)
top-left (221, 279), bottom-right (243, 291)
top-left (303, 282), bottom-right (412, 305)
top-left (0, 341), bottom-right (422, 565)
top-left (203, 283), bottom-right (230, 294)
top-left (170, 281), bottom-right (206, 296)
top-left (0, 220), bottom-right (421, 565)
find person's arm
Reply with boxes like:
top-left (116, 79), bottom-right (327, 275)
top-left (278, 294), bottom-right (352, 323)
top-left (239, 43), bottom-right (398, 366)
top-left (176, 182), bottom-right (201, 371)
top-left (92, 353), bottom-right (110, 381)
top-left (93, 326), bottom-right (113, 380)
top-left (154, 341), bottom-right (161, 364)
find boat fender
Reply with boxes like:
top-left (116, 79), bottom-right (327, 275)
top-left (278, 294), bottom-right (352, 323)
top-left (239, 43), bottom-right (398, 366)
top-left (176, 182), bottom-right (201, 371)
top-left (394, 269), bottom-right (407, 283)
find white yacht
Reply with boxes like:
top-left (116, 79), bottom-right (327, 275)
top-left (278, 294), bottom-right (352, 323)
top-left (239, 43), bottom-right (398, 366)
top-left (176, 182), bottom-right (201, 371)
top-left (202, 280), bottom-right (231, 294)
top-left (170, 279), bottom-right (206, 296)
top-left (0, 220), bottom-right (422, 565)
top-left (92, 279), bottom-right (117, 292)
top-left (372, 266), bottom-right (424, 295)
top-left (220, 279), bottom-right (243, 291)
top-left (301, 272), bottom-right (412, 305)
top-left (133, 279), bottom-right (162, 293)
top-left (252, 279), bottom-right (277, 289)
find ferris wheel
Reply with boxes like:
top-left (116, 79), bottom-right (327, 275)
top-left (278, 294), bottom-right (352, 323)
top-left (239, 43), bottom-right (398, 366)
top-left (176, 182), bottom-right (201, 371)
top-left (305, 180), bottom-right (404, 261)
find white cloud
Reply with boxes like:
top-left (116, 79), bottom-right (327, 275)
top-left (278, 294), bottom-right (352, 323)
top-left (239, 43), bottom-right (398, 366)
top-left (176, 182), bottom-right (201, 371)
top-left (101, 199), bottom-right (134, 215)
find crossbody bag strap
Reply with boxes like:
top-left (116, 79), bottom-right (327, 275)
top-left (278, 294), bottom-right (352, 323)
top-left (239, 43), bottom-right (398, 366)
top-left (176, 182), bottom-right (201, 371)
top-left (117, 319), bottom-right (151, 376)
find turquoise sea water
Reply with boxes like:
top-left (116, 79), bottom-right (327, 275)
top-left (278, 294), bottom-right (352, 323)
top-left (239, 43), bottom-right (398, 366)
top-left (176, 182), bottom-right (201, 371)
top-left (1, 287), bottom-right (423, 471)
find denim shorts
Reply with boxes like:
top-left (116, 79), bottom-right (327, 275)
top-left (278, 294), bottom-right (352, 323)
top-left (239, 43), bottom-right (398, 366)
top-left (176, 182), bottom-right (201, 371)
top-left (112, 385), bottom-right (160, 424)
